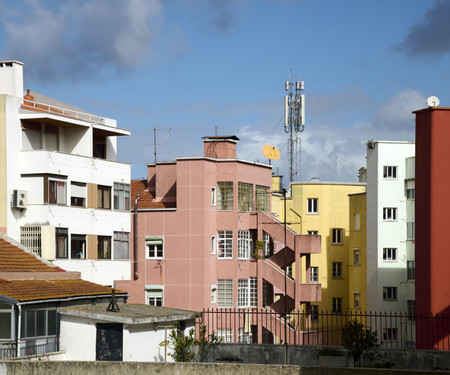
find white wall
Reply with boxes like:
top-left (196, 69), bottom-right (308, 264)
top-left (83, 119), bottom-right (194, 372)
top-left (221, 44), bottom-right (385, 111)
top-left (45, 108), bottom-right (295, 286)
top-left (58, 315), bottom-right (97, 361)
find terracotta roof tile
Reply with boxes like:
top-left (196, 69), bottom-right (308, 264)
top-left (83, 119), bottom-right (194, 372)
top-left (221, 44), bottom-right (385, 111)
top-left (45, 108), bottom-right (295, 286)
top-left (0, 279), bottom-right (127, 302)
top-left (0, 238), bottom-right (60, 273)
top-left (131, 179), bottom-right (175, 209)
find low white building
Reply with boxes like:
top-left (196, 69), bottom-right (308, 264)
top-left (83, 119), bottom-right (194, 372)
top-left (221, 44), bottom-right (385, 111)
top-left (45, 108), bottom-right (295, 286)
top-left (0, 61), bottom-right (131, 286)
top-left (366, 140), bottom-right (415, 316)
top-left (58, 304), bottom-right (197, 362)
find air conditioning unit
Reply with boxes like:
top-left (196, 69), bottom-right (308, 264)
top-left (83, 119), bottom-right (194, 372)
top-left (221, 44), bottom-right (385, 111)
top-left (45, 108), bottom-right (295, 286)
top-left (12, 190), bottom-right (27, 210)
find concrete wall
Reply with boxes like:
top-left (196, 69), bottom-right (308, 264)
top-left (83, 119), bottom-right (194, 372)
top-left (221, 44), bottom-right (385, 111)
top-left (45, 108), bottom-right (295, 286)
top-left (1, 361), bottom-right (450, 375)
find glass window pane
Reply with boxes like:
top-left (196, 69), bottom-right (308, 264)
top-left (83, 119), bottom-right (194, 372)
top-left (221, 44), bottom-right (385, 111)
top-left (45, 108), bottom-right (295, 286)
top-left (0, 312), bottom-right (11, 339)
top-left (47, 310), bottom-right (57, 336)
top-left (36, 310), bottom-right (46, 336)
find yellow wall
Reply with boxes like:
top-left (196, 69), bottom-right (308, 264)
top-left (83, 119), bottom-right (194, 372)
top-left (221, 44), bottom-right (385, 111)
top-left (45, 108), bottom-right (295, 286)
top-left (272, 180), bottom-right (365, 313)
top-left (348, 192), bottom-right (367, 312)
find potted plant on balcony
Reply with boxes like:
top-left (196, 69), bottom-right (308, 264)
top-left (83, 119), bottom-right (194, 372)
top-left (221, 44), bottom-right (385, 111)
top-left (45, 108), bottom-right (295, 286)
top-left (253, 240), bottom-right (265, 260)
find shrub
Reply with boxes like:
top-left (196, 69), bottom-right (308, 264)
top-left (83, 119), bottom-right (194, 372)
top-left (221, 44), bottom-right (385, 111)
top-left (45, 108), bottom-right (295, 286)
top-left (342, 319), bottom-right (380, 367)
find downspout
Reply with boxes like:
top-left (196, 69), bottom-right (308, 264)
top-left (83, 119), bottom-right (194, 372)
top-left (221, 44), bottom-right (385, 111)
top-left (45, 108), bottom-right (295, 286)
top-left (134, 194), bottom-right (140, 280)
top-left (16, 303), bottom-right (21, 358)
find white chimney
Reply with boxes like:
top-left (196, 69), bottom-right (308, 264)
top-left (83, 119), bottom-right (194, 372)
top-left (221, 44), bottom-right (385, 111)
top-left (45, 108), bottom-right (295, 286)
top-left (0, 61), bottom-right (24, 98)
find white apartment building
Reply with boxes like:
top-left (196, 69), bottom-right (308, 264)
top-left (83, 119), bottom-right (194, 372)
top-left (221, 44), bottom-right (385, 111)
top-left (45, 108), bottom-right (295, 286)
top-left (0, 61), bottom-right (131, 286)
top-left (366, 140), bottom-right (415, 315)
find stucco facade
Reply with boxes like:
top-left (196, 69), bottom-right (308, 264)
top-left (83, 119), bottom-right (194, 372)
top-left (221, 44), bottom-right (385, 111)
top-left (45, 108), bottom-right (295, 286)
top-left (116, 136), bottom-right (321, 344)
top-left (0, 61), bottom-right (131, 286)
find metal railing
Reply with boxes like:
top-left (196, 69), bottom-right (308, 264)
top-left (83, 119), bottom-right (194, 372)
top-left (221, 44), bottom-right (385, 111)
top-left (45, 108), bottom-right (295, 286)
top-left (197, 309), bottom-right (450, 351)
top-left (0, 337), bottom-right (59, 359)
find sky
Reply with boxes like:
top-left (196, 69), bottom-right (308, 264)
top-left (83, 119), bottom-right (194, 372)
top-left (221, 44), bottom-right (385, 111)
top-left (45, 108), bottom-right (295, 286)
top-left (0, 0), bottom-right (448, 185)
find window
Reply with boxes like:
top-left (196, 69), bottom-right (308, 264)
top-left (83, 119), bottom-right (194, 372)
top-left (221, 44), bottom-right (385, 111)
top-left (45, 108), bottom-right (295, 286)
top-left (383, 248), bottom-right (397, 261)
top-left (354, 214), bottom-right (360, 231)
top-left (310, 305), bottom-right (319, 322)
top-left (407, 222), bottom-right (415, 240)
top-left (211, 187), bottom-right (216, 206)
top-left (113, 232), bottom-right (129, 259)
top-left (21, 226), bottom-right (42, 256)
top-left (383, 328), bottom-right (398, 341)
top-left (406, 188), bottom-right (415, 199)
top-left (21, 308), bottom-right (57, 339)
top-left (238, 182), bottom-right (253, 211)
top-left (238, 278), bottom-right (257, 308)
top-left (217, 328), bottom-right (233, 343)
top-left (211, 236), bottom-right (216, 254)
top-left (217, 279), bottom-right (233, 308)
top-left (238, 230), bottom-right (253, 259)
top-left (93, 141), bottom-right (106, 159)
top-left (146, 288), bottom-right (163, 306)
top-left (217, 182), bottom-right (233, 210)
top-left (332, 228), bottom-right (343, 244)
top-left (332, 297), bottom-right (342, 313)
top-left (48, 180), bottom-right (66, 205)
top-left (354, 292), bottom-right (361, 309)
top-left (55, 227), bottom-right (68, 258)
top-left (332, 262), bottom-right (343, 278)
top-left (353, 249), bottom-right (360, 265)
top-left (307, 198), bottom-right (318, 214)
top-left (70, 182), bottom-right (86, 207)
top-left (146, 237), bottom-right (163, 259)
top-left (383, 287), bottom-right (397, 301)
top-left (255, 185), bottom-right (270, 211)
top-left (97, 236), bottom-right (111, 259)
top-left (262, 231), bottom-right (270, 257)
top-left (211, 285), bottom-right (217, 304)
top-left (113, 183), bottom-right (130, 210)
top-left (307, 230), bottom-right (318, 236)
top-left (0, 302), bottom-right (13, 340)
top-left (383, 207), bottom-right (397, 221)
top-left (71, 234), bottom-right (86, 259)
top-left (238, 328), bottom-right (253, 344)
top-left (310, 266), bottom-right (319, 282)
top-left (383, 166), bottom-right (397, 179)
top-left (218, 230), bottom-right (233, 259)
top-left (407, 260), bottom-right (415, 280)
top-left (97, 185), bottom-right (111, 209)
top-left (408, 300), bottom-right (415, 320)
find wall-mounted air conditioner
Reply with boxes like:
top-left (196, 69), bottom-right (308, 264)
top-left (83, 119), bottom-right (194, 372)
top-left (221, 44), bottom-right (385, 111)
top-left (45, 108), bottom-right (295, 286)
top-left (12, 190), bottom-right (27, 210)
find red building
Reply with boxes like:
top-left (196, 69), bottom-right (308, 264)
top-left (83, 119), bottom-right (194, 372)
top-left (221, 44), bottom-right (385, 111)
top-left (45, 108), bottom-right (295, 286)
top-left (415, 106), bottom-right (450, 349)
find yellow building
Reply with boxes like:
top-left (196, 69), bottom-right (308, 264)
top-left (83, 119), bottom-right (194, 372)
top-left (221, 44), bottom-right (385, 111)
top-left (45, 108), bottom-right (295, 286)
top-left (271, 177), bottom-right (366, 316)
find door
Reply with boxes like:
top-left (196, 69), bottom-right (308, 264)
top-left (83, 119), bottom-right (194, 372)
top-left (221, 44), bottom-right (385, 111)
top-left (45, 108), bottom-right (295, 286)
top-left (96, 323), bottom-right (123, 361)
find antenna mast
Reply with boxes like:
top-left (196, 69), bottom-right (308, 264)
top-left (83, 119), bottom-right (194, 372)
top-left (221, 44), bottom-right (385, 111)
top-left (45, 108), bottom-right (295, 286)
top-left (284, 72), bottom-right (305, 185)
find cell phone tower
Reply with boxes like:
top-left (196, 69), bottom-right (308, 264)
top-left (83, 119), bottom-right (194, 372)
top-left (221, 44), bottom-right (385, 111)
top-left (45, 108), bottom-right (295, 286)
top-left (284, 72), bottom-right (305, 185)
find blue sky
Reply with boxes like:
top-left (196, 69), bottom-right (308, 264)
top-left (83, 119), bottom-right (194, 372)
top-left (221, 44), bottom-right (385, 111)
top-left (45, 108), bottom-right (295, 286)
top-left (0, 0), bottom-right (448, 184)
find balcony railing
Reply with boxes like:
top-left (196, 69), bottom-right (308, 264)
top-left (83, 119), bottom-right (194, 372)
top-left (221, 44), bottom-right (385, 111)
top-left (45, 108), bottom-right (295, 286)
top-left (0, 337), bottom-right (59, 359)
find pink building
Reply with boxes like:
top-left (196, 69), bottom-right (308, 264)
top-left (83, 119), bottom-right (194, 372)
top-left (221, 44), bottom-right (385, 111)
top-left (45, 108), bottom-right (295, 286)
top-left (116, 136), bottom-right (320, 342)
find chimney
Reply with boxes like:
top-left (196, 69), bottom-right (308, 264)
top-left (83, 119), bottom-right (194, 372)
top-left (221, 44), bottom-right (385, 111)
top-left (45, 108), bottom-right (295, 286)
top-left (202, 135), bottom-right (239, 159)
top-left (0, 61), bottom-right (24, 98)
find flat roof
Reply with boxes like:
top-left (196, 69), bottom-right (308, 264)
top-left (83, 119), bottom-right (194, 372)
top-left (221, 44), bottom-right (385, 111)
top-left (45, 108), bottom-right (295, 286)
top-left (59, 303), bottom-right (199, 325)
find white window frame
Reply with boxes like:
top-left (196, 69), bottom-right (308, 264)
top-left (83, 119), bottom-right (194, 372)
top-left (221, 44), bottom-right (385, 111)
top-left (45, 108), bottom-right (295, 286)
top-left (238, 182), bottom-right (253, 212)
top-left (353, 248), bottom-right (360, 265)
top-left (146, 236), bottom-right (164, 259)
top-left (217, 279), bottom-right (233, 308)
top-left (48, 178), bottom-right (67, 205)
top-left (383, 166), bottom-right (398, 179)
top-left (383, 286), bottom-right (397, 301)
top-left (407, 222), bottom-right (415, 240)
top-left (146, 286), bottom-right (163, 306)
top-left (211, 187), bottom-right (216, 206)
top-left (263, 231), bottom-right (270, 257)
top-left (217, 328), bottom-right (233, 343)
top-left (238, 278), bottom-right (257, 308)
top-left (383, 207), bottom-right (398, 221)
top-left (217, 182), bottom-right (233, 210)
top-left (353, 292), bottom-right (361, 309)
top-left (307, 198), bottom-right (318, 214)
top-left (113, 182), bottom-right (130, 211)
top-left (332, 228), bottom-right (343, 244)
top-left (383, 247), bottom-right (397, 261)
top-left (70, 181), bottom-right (86, 207)
top-left (310, 266), bottom-right (319, 282)
top-left (0, 303), bottom-right (14, 340)
top-left (238, 230), bottom-right (252, 259)
top-left (218, 230), bottom-right (233, 259)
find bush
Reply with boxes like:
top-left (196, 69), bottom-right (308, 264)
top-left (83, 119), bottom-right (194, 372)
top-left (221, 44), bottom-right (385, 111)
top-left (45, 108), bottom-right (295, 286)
top-left (160, 322), bottom-right (221, 362)
top-left (342, 320), bottom-right (379, 367)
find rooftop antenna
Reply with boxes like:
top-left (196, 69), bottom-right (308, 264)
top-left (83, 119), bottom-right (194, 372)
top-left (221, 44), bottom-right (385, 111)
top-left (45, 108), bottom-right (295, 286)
top-left (146, 128), bottom-right (171, 163)
top-left (284, 71), bottom-right (305, 185)
top-left (262, 145), bottom-right (281, 166)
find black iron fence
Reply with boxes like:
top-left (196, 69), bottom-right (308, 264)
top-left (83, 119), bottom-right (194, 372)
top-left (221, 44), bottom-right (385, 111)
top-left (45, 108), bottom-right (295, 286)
top-left (197, 308), bottom-right (450, 351)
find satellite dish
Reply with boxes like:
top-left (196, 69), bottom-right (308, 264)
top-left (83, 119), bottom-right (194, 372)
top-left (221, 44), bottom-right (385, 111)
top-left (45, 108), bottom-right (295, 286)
top-left (427, 96), bottom-right (440, 108)
top-left (262, 145), bottom-right (280, 160)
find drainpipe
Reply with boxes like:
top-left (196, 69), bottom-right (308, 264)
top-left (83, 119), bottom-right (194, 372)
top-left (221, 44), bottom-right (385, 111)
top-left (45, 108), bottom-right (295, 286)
top-left (16, 303), bottom-right (22, 358)
top-left (134, 194), bottom-right (140, 280)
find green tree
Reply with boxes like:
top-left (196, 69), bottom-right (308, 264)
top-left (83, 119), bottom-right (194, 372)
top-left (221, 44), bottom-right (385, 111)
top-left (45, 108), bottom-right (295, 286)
top-left (342, 319), bottom-right (380, 367)
top-left (160, 322), bottom-right (221, 362)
